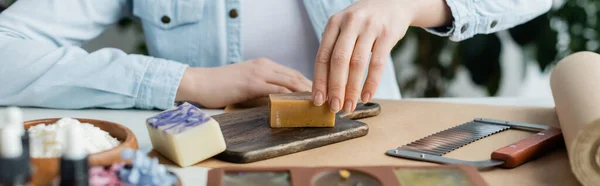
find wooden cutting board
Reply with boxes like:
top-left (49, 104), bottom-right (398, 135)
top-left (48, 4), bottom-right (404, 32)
top-left (212, 103), bottom-right (381, 163)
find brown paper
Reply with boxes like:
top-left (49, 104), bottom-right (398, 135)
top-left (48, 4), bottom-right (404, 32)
top-left (550, 51), bottom-right (600, 186)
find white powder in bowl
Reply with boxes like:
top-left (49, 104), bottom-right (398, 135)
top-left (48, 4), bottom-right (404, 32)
top-left (28, 118), bottom-right (121, 158)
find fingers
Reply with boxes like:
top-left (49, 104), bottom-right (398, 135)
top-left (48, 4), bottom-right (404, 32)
top-left (271, 63), bottom-right (313, 92)
top-left (252, 58), bottom-right (311, 92)
top-left (246, 82), bottom-right (292, 101)
top-left (258, 83), bottom-right (292, 95)
top-left (362, 35), bottom-right (394, 103)
top-left (327, 14), bottom-right (361, 113)
top-left (241, 81), bottom-right (292, 103)
top-left (266, 70), bottom-right (310, 92)
top-left (344, 33), bottom-right (375, 113)
top-left (312, 14), bottom-right (342, 107)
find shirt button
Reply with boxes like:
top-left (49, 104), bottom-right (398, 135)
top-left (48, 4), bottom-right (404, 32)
top-left (490, 20), bottom-right (498, 28)
top-left (229, 9), bottom-right (238, 18)
top-left (460, 24), bottom-right (468, 33)
top-left (161, 16), bottom-right (171, 24)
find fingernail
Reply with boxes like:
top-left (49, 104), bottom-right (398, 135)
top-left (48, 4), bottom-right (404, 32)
top-left (314, 92), bottom-right (324, 106)
top-left (361, 92), bottom-right (371, 103)
top-left (329, 98), bottom-right (341, 113)
top-left (343, 100), bottom-right (353, 113)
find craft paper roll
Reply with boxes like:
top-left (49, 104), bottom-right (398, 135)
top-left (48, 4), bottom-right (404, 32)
top-left (550, 51), bottom-right (600, 186)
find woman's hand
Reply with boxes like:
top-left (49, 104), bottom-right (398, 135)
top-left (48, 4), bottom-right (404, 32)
top-left (311, 0), bottom-right (451, 113)
top-left (176, 58), bottom-right (312, 108)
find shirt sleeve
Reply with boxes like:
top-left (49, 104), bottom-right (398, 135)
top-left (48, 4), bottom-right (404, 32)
top-left (424, 0), bottom-right (553, 42)
top-left (0, 0), bottom-right (188, 110)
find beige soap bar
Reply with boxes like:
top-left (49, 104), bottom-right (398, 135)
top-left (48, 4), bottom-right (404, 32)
top-left (269, 92), bottom-right (335, 128)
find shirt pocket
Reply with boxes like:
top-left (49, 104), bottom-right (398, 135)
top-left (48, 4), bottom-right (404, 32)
top-left (133, 0), bottom-right (205, 30)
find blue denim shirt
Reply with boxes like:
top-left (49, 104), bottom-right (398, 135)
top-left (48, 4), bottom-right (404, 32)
top-left (0, 0), bottom-right (552, 110)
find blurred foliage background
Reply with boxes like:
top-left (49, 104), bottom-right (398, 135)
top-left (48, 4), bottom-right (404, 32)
top-left (393, 0), bottom-right (599, 97)
top-left (1, 0), bottom-right (596, 98)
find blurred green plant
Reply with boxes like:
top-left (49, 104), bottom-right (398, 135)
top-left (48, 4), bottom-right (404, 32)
top-left (1, 0), bottom-right (13, 11)
top-left (395, 0), bottom-right (598, 97)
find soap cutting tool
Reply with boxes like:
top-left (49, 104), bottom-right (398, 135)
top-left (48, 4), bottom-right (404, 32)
top-left (386, 118), bottom-right (563, 169)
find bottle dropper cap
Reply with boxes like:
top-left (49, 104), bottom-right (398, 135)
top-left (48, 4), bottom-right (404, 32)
top-left (5, 106), bottom-right (31, 178)
top-left (4, 107), bottom-right (24, 135)
top-left (63, 125), bottom-right (86, 160)
top-left (0, 125), bottom-right (23, 158)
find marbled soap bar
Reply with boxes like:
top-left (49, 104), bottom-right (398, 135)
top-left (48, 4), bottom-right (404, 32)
top-left (146, 102), bottom-right (226, 167)
top-left (269, 92), bottom-right (335, 128)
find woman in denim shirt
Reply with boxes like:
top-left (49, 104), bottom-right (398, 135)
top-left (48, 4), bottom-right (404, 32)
top-left (0, 0), bottom-right (552, 110)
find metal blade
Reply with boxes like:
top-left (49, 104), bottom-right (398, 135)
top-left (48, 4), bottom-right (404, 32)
top-left (386, 149), bottom-right (505, 169)
top-left (397, 122), bottom-right (510, 155)
top-left (404, 144), bottom-right (453, 155)
top-left (408, 135), bottom-right (478, 149)
top-left (398, 146), bottom-right (442, 155)
top-left (387, 118), bottom-right (553, 169)
top-left (407, 137), bottom-right (478, 155)
top-left (474, 118), bottom-right (550, 132)
top-left (407, 123), bottom-right (498, 145)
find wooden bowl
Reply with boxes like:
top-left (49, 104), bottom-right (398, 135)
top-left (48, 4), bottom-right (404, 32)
top-left (24, 118), bottom-right (139, 185)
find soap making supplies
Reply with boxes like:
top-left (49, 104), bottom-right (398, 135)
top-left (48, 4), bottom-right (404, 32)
top-left (27, 118), bottom-right (121, 158)
top-left (118, 148), bottom-right (179, 186)
top-left (89, 164), bottom-right (125, 186)
top-left (146, 102), bottom-right (226, 167)
top-left (23, 118), bottom-right (137, 186)
top-left (58, 124), bottom-right (89, 186)
top-left (88, 149), bottom-right (180, 186)
top-left (549, 55), bottom-right (600, 186)
top-left (0, 125), bottom-right (32, 185)
top-left (312, 169), bottom-right (381, 186)
top-left (269, 92), bottom-right (335, 128)
top-left (211, 102), bottom-right (378, 163)
top-left (222, 172), bottom-right (291, 186)
top-left (394, 168), bottom-right (474, 186)
top-left (207, 165), bottom-right (489, 186)
top-left (3, 107), bottom-right (31, 180)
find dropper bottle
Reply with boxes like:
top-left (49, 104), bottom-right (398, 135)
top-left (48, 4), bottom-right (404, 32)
top-left (4, 107), bottom-right (31, 179)
top-left (58, 125), bottom-right (89, 186)
top-left (0, 125), bottom-right (31, 186)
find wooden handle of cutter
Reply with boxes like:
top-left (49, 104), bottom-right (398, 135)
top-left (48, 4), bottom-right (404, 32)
top-left (336, 102), bottom-right (381, 120)
top-left (491, 127), bottom-right (563, 168)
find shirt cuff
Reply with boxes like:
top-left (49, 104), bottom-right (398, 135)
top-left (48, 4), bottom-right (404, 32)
top-left (423, 0), bottom-right (472, 42)
top-left (135, 55), bottom-right (188, 110)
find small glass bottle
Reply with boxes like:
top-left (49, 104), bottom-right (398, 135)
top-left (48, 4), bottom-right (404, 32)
top-left (0, 125), bottom-right (33, 186)
top-left (52, 125), bottom-right (89, 186)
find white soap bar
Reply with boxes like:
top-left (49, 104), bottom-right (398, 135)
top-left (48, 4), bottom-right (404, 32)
top-left (146, 103), bottom-right (226, 167)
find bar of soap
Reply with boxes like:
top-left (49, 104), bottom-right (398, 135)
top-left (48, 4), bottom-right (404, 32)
top-left (146, 102), bottom-right (226, 167)
top-left (269, 92), bottom-right (335, 128)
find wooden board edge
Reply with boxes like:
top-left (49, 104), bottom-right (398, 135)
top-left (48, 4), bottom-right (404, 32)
top-left (216, 124), bottom-right (369, 163)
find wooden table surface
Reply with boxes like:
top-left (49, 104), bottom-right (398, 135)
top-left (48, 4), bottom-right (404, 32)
top-left (2, 98), bottom-right (578, 186)
top-left (155, 100), bottom-right (580, 186)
